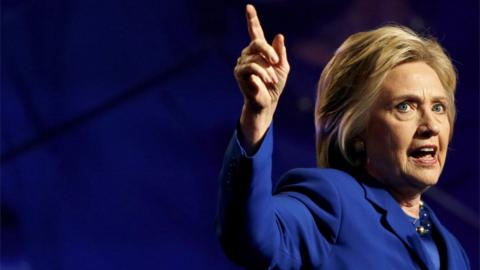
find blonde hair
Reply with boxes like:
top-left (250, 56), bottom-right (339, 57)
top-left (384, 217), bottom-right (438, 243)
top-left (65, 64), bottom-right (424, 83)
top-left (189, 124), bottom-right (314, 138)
top-left (315, 25), bottom-right (457, 170)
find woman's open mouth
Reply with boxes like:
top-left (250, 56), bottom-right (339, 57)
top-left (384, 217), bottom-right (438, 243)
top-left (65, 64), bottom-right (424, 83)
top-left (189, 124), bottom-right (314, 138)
top-left (408, 145), bottom-right (438, 166)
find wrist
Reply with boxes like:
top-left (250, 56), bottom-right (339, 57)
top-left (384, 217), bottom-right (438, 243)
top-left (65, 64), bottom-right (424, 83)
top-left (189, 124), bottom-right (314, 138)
top-left (239, 104), bottom-right (275, 154)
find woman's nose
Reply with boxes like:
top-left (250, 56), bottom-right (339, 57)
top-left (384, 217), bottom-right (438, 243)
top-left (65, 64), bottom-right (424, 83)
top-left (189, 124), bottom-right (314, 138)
top-left (416, 111), bottom-right (440, 137)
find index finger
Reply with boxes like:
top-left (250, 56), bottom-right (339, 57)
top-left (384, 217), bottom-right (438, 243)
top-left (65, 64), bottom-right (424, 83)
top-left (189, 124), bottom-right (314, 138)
top-left (246, 4), bottom-right (266, 41)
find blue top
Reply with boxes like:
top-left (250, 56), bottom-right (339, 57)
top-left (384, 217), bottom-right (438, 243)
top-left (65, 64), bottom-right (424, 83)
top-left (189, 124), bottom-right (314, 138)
top-left (405, 206), bottom-right (441, 270)
top-left (217, 126), bottom-right (470, 269)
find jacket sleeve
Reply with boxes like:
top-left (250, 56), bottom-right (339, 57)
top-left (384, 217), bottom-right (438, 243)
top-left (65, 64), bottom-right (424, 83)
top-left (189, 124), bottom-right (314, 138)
top-left (216, 125), bottom-right (342, 269)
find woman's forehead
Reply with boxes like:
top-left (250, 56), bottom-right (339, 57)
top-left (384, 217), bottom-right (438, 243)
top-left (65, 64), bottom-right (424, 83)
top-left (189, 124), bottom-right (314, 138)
top-left (380, 62), bottom-right (448, 100)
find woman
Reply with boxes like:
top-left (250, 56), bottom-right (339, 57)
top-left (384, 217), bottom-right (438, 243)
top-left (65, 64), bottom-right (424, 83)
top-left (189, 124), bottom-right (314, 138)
top-left (217, 4), bottom-right (470, 270)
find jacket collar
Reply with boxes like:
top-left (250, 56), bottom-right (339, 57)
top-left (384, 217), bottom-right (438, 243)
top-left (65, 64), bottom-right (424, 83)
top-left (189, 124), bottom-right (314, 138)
top-left (356, 172), bottom-right (434, 270)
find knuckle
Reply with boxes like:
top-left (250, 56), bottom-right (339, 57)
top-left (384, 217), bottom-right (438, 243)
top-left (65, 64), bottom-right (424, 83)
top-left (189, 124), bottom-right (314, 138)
top-left (255, 54), bottom-right (266, 62)
top-left (251, 39), bottom-right (263, 47)
top-left (253, 55), bottom-right (267, 66)
top-left (236, 64), bottom-right (248, 74)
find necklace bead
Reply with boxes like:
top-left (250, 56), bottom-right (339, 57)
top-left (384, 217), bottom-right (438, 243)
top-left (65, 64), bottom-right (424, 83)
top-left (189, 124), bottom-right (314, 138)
top-left (415, 201), bottom-right (432, 236)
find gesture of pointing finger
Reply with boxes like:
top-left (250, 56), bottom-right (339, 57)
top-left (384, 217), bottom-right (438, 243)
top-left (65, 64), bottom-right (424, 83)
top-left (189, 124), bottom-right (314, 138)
top-left (234, 4), bottom-right (290, 153)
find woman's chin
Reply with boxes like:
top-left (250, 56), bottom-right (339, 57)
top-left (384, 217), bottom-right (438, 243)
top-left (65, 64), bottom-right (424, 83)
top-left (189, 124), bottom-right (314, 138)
top-left (404, 170), bottom-right (441, 190)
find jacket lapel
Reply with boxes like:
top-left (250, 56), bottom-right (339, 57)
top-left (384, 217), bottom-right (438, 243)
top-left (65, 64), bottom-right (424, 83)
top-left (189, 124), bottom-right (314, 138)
top-left (359, 176), bottom-right (433, 270)
top-left (384, 201), bottom-right (433, 270)
top-left (426, 204), bottom-right (458, 269)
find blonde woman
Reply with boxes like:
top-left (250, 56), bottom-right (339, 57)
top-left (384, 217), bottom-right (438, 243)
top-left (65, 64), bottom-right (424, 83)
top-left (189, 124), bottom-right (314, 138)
top-left (217, 4), bottom-right (470, 270)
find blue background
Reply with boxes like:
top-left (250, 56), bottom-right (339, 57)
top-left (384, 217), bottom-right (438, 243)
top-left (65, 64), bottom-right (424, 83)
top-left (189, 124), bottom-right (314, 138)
top-left (2, 0), bottom-right (478, 269)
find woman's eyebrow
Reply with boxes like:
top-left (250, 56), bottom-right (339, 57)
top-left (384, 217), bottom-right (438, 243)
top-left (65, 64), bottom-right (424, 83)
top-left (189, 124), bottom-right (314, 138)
top-left (390, 94), bottom-right (448, 103)
top-left (431, 96), bottom-right (449, 103)
top-left (390, 94), bottom-right (422, 102)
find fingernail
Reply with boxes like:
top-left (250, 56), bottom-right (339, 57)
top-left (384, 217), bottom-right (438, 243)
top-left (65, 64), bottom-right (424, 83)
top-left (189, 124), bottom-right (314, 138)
top-left (271, 56), bottom-right (279, 63)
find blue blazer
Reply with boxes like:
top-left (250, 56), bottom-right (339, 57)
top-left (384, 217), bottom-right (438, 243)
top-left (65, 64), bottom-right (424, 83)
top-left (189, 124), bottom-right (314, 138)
top-left (217, 127), bottom-right (470, 270)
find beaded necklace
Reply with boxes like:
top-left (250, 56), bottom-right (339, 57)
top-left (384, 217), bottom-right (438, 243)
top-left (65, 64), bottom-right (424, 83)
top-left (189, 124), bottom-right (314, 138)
top-left (410, 201), bottom-right (433, 236)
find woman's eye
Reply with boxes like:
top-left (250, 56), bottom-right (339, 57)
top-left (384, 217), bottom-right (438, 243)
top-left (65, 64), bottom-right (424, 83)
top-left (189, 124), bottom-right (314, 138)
top-left (432, 103), bottom-right (445, 113)
top-left (396, 102), bottom-right (411, 112)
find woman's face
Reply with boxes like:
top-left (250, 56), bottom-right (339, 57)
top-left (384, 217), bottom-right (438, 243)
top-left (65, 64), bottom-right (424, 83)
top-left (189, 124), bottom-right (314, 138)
top-left (365, 61), bottom-right (451, 196)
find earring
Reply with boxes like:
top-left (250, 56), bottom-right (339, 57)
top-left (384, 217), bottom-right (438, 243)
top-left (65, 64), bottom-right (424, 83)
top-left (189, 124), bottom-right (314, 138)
top-left (354, 140), bottom-right (365, 153)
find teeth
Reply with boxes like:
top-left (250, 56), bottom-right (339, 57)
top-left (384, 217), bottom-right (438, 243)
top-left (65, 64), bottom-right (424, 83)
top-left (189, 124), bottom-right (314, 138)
top-left (419, 147), bottom-right (434, 152)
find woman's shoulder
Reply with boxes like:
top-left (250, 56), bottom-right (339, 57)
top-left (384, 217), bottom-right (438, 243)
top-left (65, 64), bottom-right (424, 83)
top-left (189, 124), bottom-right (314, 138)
top-left (274, 167), bottom-right (363, 196)
top-left (284, 167), bottom-right (354, 180)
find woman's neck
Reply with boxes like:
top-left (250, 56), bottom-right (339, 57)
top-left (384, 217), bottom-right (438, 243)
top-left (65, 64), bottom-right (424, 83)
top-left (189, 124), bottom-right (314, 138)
top-left (390, 190), bottom-right (422, 219)
top-left (362, 168), bottom-right (424, 219)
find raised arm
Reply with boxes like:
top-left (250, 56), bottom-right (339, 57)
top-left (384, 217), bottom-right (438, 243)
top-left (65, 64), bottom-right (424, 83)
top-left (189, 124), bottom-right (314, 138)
top-left (234, 4), bottom-right (289, 154)
top-left (217, 5), bottom-right (341, 269)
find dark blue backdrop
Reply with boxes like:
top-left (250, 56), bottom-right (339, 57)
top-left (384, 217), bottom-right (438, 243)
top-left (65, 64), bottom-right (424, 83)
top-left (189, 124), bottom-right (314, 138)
top-left (2, 0), bottom-right (478, 269)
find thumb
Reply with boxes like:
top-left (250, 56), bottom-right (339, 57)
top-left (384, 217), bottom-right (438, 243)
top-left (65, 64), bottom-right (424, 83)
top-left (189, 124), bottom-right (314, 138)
top-left (272, 34), bottom-right (288, 66)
